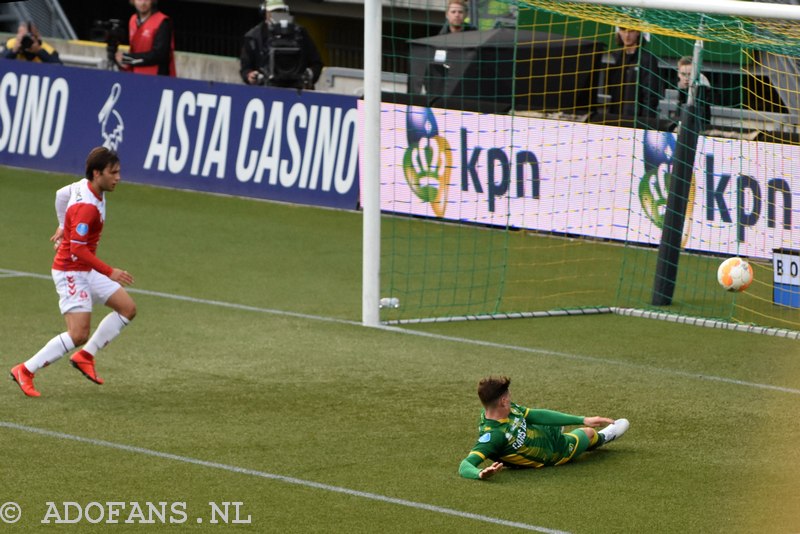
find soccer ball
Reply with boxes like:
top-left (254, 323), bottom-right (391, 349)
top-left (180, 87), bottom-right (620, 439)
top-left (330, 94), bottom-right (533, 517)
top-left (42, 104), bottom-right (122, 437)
top-left (717, 257), bottom-right (754, 292)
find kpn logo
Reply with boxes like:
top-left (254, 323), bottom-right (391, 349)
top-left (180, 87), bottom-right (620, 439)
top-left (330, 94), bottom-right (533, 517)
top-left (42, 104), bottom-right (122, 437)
top-left (640, 130), bottom-right (695, 233)
top-left (403, 107), bottom-right (452, 217)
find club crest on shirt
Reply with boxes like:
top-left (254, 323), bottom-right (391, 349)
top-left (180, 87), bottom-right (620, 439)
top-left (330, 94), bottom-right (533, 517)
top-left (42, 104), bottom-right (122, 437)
top-left (76, 223), bottom-right (89, 236)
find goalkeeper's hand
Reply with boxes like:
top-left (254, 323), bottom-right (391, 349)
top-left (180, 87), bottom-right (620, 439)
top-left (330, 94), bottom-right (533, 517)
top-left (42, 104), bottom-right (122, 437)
top-left (583, 416), bottom-right (614, 428)
top-left (478, 462), bottom-right (504, 480)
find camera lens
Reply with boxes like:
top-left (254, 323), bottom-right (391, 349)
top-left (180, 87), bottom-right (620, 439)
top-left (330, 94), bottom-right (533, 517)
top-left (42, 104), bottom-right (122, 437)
top-left (20, 33), bottom-right (34, 50)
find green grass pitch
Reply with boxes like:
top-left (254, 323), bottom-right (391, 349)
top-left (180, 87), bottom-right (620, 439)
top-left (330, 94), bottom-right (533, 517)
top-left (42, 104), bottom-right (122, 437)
top-left (1, 166), bottom-right (799, 533)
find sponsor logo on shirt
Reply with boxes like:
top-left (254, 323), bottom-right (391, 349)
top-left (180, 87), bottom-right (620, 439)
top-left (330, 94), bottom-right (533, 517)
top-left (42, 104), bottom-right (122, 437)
top-left (512, 419), bottom-right (527, 450)
top-left (76, 223), bottom-right (89, 236)
top-left (478, 432), bottom-right (491, 443)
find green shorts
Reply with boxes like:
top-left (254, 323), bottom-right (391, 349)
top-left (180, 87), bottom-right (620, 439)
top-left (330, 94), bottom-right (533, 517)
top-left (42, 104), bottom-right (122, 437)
top-left (554, 429), bottom-right (591, 466)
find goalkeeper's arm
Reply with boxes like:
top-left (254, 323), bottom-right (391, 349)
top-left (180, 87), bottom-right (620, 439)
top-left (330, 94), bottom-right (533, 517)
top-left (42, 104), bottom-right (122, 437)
top-left (459, 454), bottom-right (503, 480)
top-left (526, 409), bottom-right (613, 429)
top-left (525, 408), bottom-right (584, 426)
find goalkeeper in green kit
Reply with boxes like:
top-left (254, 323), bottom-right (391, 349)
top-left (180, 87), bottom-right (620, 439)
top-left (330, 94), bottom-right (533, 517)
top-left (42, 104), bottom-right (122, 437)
top-left (459, 376), bottom-right (630, 480)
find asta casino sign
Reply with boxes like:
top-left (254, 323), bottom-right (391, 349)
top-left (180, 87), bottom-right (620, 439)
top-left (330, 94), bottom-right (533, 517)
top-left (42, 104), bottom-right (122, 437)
top-left (0, 61), bottom-right (360, 210)
top-left (380, 104), bottom-right (798, 260)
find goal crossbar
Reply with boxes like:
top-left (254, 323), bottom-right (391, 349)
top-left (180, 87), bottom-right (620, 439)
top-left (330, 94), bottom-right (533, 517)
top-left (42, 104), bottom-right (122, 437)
top-left (545, 0), bottom-right (800, 20)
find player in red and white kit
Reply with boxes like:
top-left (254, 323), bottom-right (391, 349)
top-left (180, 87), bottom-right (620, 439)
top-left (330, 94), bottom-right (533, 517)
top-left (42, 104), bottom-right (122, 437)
top-left (10, 147), bottom-right (136, 397)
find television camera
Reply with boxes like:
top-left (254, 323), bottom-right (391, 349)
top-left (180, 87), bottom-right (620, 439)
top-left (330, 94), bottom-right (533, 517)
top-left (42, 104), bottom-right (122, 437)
top-left (259, 16), bottom-right (312, 90)
top-left (91, 19), bottom-right (127, 70)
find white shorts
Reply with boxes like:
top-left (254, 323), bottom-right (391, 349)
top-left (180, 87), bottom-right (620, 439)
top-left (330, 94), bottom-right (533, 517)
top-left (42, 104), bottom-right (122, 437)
top-left (52, 269), bottom-right (121, 314)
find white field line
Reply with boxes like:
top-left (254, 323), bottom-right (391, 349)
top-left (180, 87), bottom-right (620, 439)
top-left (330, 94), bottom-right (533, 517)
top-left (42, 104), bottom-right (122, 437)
top-left (0, 421), bottom-right (568, 533)
top-left (2, 268), bottom-right (799, 398)
top-left (2, 267), bottom-right (797, 530)
top-left (376, 326), bottom-right (800, 396)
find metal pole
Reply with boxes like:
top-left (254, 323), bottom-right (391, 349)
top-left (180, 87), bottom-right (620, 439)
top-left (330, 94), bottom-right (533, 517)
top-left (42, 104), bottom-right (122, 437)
top-left (362, 0), bottom-right (382, 326)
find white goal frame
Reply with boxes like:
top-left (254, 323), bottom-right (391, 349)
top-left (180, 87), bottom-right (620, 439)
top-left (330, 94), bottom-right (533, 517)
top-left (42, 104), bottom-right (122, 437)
top-left (361, 0), bottom-right (800, 327)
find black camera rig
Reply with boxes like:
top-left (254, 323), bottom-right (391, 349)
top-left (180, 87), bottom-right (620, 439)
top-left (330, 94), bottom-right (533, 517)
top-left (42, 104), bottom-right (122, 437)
top-left (91, 19), bottom-right (126, 70)
top-left (261, 20), bottom-right (310, 89)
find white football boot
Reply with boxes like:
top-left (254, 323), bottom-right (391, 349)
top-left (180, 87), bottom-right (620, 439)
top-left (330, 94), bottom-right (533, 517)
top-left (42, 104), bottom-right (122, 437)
top-left (599, 418), bottom-right (630, 444)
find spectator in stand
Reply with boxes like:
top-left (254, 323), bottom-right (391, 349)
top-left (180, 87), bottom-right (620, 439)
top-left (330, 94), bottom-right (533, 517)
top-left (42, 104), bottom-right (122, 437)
top-left (115, 0), bottom-right (176, 76)
top-left (673, 55), bottom-right (712, 133)
top-left (439, 0), bottom-right (477, 35)
top-left (603, 27), bottom-right (661, 123)
top-left (1, 22), bottom-right (62, 64)
top-left (240, 0), bottom-right (323, 89)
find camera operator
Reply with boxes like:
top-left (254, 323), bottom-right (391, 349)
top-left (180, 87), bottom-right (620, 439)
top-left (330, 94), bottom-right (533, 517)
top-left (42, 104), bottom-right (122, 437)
top-left (1, 22), bottom-right (62, 64)
top-left (115, 0), bottom-right (176, 76)
top-left (240, 0), bottom-right (323, 89)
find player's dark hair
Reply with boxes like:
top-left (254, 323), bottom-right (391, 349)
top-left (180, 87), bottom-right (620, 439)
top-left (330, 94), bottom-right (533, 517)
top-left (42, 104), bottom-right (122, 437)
top-left (85, 147), bottom-right (120, 180)
top-left (477, 376), bottom-right (511, 407)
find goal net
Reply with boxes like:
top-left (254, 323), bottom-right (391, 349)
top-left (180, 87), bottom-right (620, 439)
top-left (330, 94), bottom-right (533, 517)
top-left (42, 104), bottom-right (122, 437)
top-left (367, 0), bottom-right (800, 337)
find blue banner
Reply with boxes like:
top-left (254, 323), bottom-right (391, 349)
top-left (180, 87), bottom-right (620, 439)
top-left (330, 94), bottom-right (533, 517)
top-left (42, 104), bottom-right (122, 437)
top-left (0, 61), bottom-right (360, 209)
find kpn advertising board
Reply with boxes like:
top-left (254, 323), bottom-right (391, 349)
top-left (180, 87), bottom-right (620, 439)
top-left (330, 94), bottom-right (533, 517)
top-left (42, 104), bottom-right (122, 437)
top-left (0, 61), bottom-right (359, 209)
top-left (374, 103), bottom-right (798, 260)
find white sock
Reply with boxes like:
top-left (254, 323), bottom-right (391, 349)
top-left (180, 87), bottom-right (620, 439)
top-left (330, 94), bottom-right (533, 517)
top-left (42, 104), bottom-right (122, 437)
top-left (25, 333), bottom-right (76, 373)
top-left (83, 312), bottom-right (130, 356)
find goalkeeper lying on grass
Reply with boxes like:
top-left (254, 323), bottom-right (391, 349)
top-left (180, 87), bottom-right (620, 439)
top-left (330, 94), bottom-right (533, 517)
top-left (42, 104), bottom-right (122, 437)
top-left (459, 376), bottom-right (629, 480)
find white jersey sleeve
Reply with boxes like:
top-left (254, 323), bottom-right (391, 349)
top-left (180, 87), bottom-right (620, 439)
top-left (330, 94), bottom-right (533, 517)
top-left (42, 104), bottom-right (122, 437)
top-left (54, 182), bottom-right (76, 228)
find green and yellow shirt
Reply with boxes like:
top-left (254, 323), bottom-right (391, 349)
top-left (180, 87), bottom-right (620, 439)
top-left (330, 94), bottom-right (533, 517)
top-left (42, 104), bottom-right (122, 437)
top-left (459, 402), bottom-right (585, 479)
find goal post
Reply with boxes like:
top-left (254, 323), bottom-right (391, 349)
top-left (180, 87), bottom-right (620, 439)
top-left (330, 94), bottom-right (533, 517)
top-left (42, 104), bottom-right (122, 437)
top-left (363, 0), bottom-right (800, 336)
top-left (362, 0), bottom-right (382, 327)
